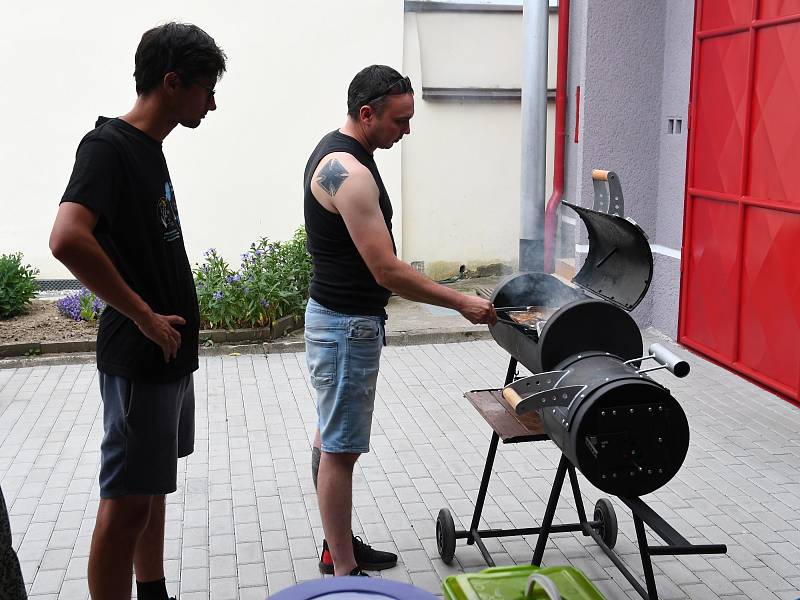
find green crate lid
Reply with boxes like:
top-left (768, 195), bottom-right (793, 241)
top-left (443, 565), bottom-right (606, 600)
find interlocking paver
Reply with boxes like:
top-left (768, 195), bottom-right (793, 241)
top-left (2, 339), bottom-right (800, 599)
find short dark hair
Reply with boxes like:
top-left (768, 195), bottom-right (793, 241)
top-left (347, 65), bottom-right (413, 119)
top-left (134, 22), bottom-right (227, 95)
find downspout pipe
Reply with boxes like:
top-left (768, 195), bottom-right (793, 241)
top-left (519, 0), bottom-right (549, 272)
top-left (544, 0), bottom-right (570, 273)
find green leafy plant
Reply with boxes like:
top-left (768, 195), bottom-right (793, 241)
top-left (194, 227), bottom-right (312, 330)
top-left (0, 253), bottom-right (39, 320)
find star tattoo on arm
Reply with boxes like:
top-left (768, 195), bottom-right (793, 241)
top-left (316, 158), bottom-right (349, 196)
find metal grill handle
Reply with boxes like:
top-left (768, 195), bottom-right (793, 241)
top-left (648, 343), bottom-right (690, 378)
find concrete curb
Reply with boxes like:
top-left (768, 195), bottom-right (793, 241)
top-left (0, 327), bottom-right (492, 370)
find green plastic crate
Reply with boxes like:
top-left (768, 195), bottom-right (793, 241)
top-left (443, 565), bottom-right (607, 600)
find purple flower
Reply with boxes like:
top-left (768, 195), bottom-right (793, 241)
top-left (213, 291), bottom-right (223, 300)
top-left (243, 287), bottom-right (249, 295)
top-left (226, 274), bottom-right (241, 283)
top-left (204, 248), bottom-right (216, 257)
top-left (57, 287), bottom-right (105, 322)
top-left (260, 299), bottom-right (269, 308)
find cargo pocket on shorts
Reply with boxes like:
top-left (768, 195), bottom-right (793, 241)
top-left (305, 337), bottom-right (338, 389)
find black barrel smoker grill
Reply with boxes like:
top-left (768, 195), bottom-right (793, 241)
top-left (435, 171), bottom-right (727, 600)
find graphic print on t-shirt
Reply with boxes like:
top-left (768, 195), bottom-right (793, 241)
top-left (158, 181), bottom-right (182, 242)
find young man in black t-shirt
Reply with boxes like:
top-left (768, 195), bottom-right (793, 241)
top-left (50, 24), bottom-right (226, 600)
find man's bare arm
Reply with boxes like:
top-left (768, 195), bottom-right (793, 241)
top-left (312, 155), bottom-right (496, 325)
top-left (49, 202), bottom-right (186, 361)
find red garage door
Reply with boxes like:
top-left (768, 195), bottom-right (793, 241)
top-left (679, 0), bottom-right (800, 405)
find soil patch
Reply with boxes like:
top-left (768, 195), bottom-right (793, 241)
top-left (0, 299), bottom-right (98, 344)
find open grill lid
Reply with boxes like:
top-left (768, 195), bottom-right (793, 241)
top-left (564, 200), bottom-right (653, 312)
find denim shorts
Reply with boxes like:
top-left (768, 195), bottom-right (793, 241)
top-left (98, 372), bottom-right (195, 498)
top-left (304, 298), bottom-right (385, 454)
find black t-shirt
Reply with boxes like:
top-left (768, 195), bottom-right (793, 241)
top-left (303, 130), bottom-right (395, 316)
top-left (61, 117), bottom-right (199, 382)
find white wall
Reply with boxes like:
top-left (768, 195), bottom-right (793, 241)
top-left (402, 9), bottom-right (556, 276)
top-left (0, 1), bottom-right (403, 278)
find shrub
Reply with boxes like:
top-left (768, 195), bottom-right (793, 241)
top-left (195, 227), bottom-right (312, 330)
top-left (0, 253), bottom-right (39, 319)
top-left (57, 288), bottom-right (106, 322)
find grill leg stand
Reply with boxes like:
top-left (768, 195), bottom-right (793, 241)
top-left (532, 455), bottom-right (570, 566)
top-left (567, 463), bottom-right (589, 527)
top-left (633, 514), bottom-right (659, 600)
top-left (465, 358), bottom-right (517, 565)
top-left (467, 432), bottom-right (499, 556)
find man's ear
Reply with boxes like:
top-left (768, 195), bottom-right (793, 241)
top-left (163, 72), bottom-right (181, 95)
top-left (359, 104), bottom-right (374, 123)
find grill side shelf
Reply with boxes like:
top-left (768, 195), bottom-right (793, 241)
top-left (464, 389), bottom-right (548, 443)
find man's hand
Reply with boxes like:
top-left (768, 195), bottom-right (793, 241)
top-left (134, 311), bottom-right (186, 363)
top-left (457, 295), bottom-right (498, 326)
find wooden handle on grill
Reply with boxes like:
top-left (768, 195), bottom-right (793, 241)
top-left (502, 387), bottom-right (524, 411)
top-left (591, 169), bottom-right (610, 181)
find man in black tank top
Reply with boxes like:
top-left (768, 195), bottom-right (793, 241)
top-left (304, 65), bottom-right (497, 577)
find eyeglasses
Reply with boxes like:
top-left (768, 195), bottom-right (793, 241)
top-left (361, 76), bottom-right (413, 106)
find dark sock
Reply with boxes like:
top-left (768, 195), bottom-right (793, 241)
top-left (312, 446), bottom-right (321, 490)
top-left (136, 577), bottom-right (169, 600)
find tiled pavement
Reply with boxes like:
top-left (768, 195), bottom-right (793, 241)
top-left (1, 336), bottom-right (799, 599)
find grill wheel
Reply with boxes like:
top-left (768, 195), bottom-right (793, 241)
top-left (593, 498), bottom-right (618, 548)
top-left (436, 508), bottom-right (456, 564)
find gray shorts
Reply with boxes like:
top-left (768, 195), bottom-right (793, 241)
top-left (98, 372), bottom-right (195, 498)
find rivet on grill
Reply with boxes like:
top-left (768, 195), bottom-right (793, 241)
top-left (648, 407), bottom-right (653, 412)
top-left (638, 467), bottom-right (643, 472)
top-left (659, 406), bottom-right (663, 411)
top-left (647, 469), bottom-right (652, 474)
top-left (629, 408), bottom-right (634, 414)
top-left (601, 411), bottom-right (606, 416)
top-left (602, 474), bottom-right (607, 479)
top-left (658, 469), bottom-right (663, 474)
top-left (657, 437), bottom-right (663, 443)
top-left (630, 471), bottom-right (635, 476)
top-left (612, 473), bottom-right (617, 478)
top-left (562, 393), bottom-right (568, 399)
top-left (612, 410), bottom-right (617, 416)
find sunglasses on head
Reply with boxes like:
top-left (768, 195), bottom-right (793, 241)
top-left (361, 76), bottom-right (413, 106)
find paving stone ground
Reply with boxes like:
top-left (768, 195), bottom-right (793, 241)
top-left (1, 335), bottom-right (799, 599)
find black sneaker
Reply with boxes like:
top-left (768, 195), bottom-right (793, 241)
top-left (319, 536), bottom-right (398, 574)
top-left (353, 535), bottom-right (397, 571)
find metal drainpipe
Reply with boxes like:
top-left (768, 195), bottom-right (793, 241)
top-left (519, 0), bottom-right (549, 272)
top-left (544, 0), bottom-right (570, 273)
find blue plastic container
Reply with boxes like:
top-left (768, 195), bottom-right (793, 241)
top-left (268, 577), bottom-right (439, 599)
